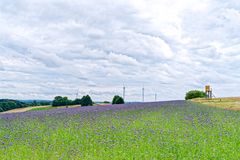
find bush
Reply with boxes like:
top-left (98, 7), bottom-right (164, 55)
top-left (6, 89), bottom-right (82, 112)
top-left (80, 95), bottom-right (93, 107)
top-left (185, 90), bottom-right (206, 100)
top-left (112, 95), bottom-right (125, 104)
top-left (52, 96), bottom-right (72, 107)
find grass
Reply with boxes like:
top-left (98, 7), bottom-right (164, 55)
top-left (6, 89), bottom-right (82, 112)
top-left (28, 105), bottom-right (80, 112)
top-left (27, 104), bottom-right (110, 112)
top-left (29, 106), bottom-right (54, 111)
top-left (0, 102), bottom-right (239, 159)
top-left (191, 97), bottom-right (240, 110)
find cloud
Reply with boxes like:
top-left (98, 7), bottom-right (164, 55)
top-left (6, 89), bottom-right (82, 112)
top-left (0, 0), bottom-right (240, 101)
top-left (108, 52), bottom-right (140, 66)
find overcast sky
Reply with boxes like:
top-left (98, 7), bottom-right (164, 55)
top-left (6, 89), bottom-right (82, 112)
top-left (0, 0), bottom-right (240, 101)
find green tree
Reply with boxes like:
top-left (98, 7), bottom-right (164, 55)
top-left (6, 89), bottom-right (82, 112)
top-left (185, 90), bottom-right (206, 100)
top-left (52, 96), bottom-right (71, 107)
top-left (73, 98), bottom-right (82, 105)
top-left (0, 100), bottom-right (26, 112)
top-left (112, 95), bottom-right (125, 104)
top-left (103, 101), bottom-right (110, 104)
top-left (32, 100), bottom-right (37, 106)
top-left (80, 95), bottom-right (93, 106)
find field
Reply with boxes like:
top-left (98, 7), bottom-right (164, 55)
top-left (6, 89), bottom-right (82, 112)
top-left (192, 97), bottom-right (240, 110)
top-left (0, 101), bottom-right (239, 159)
top-left (0, 103), bottom-right (111, 114)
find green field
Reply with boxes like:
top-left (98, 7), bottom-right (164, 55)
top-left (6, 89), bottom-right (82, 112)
top-left (0, 102), bottom-right (239, 159)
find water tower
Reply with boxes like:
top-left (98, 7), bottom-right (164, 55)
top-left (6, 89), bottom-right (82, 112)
top-left (205, 85), bottom-right (213, 99)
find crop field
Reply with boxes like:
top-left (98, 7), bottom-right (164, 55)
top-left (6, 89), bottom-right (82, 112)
top-left (192, 97), bottom-right (240, 110)
top-left (0, 101), bottom-right (239, 159)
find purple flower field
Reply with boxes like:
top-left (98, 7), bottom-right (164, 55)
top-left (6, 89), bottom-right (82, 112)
top-left (0, 100), bottom-right (239, 159)
top-left (0, 100), bottom-right (185, 120)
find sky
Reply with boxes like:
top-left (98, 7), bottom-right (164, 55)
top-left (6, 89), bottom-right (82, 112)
top-left (0, 0), bottom-right (240, 101)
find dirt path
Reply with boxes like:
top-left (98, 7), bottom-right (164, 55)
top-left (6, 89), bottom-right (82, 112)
top-left (0, 106), bottom-right (50, 114)
top-left (0, 105), bottom-right (84, 114)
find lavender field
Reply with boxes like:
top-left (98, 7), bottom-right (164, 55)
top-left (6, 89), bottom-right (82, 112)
top-left (0, 101), bottom-right (239, 159)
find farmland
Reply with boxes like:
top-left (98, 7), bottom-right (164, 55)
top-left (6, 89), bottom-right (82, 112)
top-left (192, 97), bottom-right (240, 110)
top-left (0, 101), bottom-right (239, 159)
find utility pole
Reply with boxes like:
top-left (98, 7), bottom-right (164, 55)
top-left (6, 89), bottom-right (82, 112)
top-left (142, 86), bottom-right (145, 102)
top-left (76, 89), bottom-right (79, 99)
top-left (155, 93), bottom-right (157, 102)
top-left (123, 84), bottom-right (126, 100)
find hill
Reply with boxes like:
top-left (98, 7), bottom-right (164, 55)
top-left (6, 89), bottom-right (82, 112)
top-left (191, 97), bottom-right (240, 110)
top-left (0, 99), bottom-right (27, 112)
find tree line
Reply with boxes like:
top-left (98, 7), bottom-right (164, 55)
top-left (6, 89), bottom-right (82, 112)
top-left (52, 95), bottom-right (125, 107)
top-left (0, 99), bottom-right (27, 112)
top-left (52, 95), bottom-right (94, 107)
top-left (0, 95), bottom-right (125, 112)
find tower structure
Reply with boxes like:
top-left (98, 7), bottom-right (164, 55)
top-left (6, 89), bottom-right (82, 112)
top-left (205, 85), bottom-right (213, 99)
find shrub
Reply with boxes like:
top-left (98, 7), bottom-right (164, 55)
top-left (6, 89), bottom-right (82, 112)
top-left (112, 95), bottom-right (125, 104)
top-left (80, 95), bottom-right (93, 107)
top-left (185, 90), bottom-right (206, 100)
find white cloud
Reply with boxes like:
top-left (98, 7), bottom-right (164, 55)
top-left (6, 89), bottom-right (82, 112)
top-left (0, 0), bottom-right (240, 101)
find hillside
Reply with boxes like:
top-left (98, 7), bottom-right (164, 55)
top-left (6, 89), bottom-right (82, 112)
top-left (191, 97), bottom-right (240, 110)
top-left (0, 99), bottom-right (27, 112)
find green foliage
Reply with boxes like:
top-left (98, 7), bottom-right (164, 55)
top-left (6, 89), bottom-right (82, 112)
top-left (52, 95), bottom-right (94, 107)
top-left (80, 95), bottom-right (93, 106)
top-left (25, 100), bottom-right (51, 107)
top-left (29, 107), bottom-right (53, 112)
top-left (185, 90), bottom-right (206, 100)
top-left (112, 95), bottom-right (125, 104)
top-left (52, 96), bottom-right (72, 107)
top-left (73, 98), bottom-right (82, 105)
top-left (0, 99), bottom-right (26, 112)
top-left (103, 101), bottom-right (110, 104)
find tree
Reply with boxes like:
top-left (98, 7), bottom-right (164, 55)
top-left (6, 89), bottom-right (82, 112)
top-left (80, 95), bottom-right (93, 107)
top-left (0, 99), bottom-right (26, 112)
top-left (185, 90), bottom-right (206, 100)
top-left (73, 98), bottom-right (82, 105)
top-left (32, 100), bottom-right (37, 106)
top-left (103, 101), bottom-right (110, 104)
top-left (112, 95), bottom-right (125, 104)
top-left (52, 96), bottom-right (71, 107)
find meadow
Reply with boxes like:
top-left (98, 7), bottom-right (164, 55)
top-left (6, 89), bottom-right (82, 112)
top-left (0, 101), bottom-right (239, 159)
